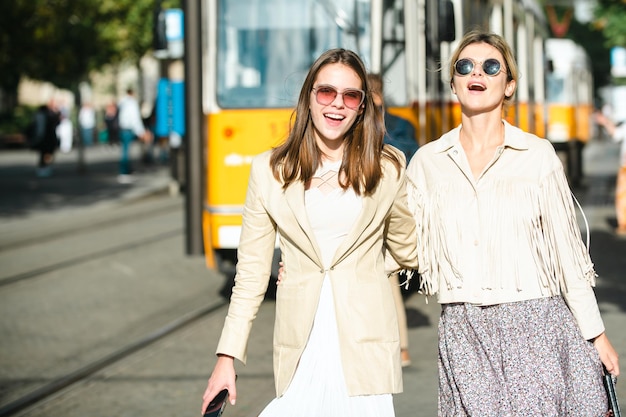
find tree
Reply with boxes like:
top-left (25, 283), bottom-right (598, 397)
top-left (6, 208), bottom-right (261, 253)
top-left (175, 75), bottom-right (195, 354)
top-left (0, 0), bottom-right (180, 112)
top-left (566, 14), bottom-right (614, 89)
top-left (593, 0), bottom-right (626, 48)
top-left (542, 2), bottom-right (623, 90)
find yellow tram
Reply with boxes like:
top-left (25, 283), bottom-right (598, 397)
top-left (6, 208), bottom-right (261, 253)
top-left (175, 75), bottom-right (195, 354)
top-left (200, 0), bottom-right (589, 270)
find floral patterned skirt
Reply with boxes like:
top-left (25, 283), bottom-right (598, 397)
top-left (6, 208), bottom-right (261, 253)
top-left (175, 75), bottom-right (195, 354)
top-left (438, 296), bottom-right (608, 417)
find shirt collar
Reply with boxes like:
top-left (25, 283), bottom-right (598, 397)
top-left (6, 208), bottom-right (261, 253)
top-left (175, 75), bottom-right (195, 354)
top-left (433, 120), bottom-right (530, 153)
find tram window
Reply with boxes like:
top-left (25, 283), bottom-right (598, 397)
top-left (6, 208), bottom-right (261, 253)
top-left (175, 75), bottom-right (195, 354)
top-left (380, 0), bottom-right (407, 106)
top-left (546, 72), bottom-right (565, 104)
top-left (439, 0), bottom-right (455, 43)
top-left (216, 0), bottom-right (372, 109)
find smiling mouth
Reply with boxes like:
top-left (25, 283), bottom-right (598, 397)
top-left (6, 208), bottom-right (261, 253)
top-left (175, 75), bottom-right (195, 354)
top-left (468, 83), bottom-right (486, 91)
top-left (325, 113), bottom-right (345, 121)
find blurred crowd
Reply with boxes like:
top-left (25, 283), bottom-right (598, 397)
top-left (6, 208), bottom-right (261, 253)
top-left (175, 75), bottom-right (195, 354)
top-left (28, 91), bottom-right (169, 183)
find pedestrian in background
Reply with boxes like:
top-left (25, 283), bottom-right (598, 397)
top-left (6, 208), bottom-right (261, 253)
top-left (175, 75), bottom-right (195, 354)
top-left (593, 111), bottom-right (626, 236)
top-left (78, 102), bottom-right (96, 148)
top-left (104, 101), bottom-right (120, 147)
top-left (405, 30), bottom-right (619, 416)
top-left (117, 88), bottom-right (146, 183)
top-left (367, 73), bottom-right (419, 162)
top-left (56, 109), bottom-right (73, 153)
top-left (32, 99), bottom-right (61, 178)
top-left (202, 48), bottom-right (418, 417)
top-left (368, 72), bottom-right (418, 367)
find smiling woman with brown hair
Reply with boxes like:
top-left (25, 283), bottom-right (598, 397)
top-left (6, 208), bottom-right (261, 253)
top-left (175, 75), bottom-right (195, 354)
top-left (201, 48), bottom-right (418, 417)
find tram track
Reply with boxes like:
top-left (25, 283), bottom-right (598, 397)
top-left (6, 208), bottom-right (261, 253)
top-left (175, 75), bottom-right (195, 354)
top-left (0, 191), bottom-right (230, 416)
top-left (0, 300), bottom-right (228, 417)
top-left (0, 195), bottom-right (185, 289)
top-left (0, 228), bottom-right (183, 288)
top-left (0, 197), bottom-right (182, 252)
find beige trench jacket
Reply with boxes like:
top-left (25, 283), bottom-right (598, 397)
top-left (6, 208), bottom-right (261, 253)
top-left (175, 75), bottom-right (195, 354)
top-left (216, 147), bottom-right (418, 397)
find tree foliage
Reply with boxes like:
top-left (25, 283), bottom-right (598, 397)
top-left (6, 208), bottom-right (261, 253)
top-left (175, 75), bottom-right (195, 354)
top-left (0, 0), bottom-right (180, 96)
top-left (593, 0), bottom-right (626, 48)
top-left (543, 1), bottom-right (624, 90)
top-left (565, 14), bottom-right (613, 89)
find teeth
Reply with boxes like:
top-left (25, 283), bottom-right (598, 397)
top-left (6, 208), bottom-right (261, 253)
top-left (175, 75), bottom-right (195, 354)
top-left (469, 83), bottom-right (485, 91)
top-left (326, 114), bottom-right (344, 120)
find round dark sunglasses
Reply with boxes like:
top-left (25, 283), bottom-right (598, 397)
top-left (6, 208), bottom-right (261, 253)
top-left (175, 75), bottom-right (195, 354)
top-left (312, 85), bottom-right (365, 110)
top-left (454, 58), bottom-right (504, 77)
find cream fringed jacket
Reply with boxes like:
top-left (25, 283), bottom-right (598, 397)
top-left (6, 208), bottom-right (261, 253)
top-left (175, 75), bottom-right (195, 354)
top-left (406, 121), bottom-right (604, 340)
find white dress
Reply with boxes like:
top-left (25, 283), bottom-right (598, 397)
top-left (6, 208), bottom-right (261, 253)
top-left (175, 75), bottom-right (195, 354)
top-left (259, 160), bottom-right (395, 417)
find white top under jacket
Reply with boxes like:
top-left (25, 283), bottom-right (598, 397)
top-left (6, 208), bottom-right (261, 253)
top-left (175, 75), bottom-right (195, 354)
top-left (406, 120), bottom-right (604, 340)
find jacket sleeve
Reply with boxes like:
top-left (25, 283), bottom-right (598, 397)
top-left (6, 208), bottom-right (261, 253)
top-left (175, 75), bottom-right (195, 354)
top-left (384, 163), bottom-right (419, 273)
top-left (541, 158), bottom-right (605, 340)
top-left (216, 155), bottom-right (277, 363)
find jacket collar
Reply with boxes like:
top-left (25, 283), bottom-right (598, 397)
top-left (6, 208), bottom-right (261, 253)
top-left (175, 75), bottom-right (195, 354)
top-left (283, 175), bottom-right (381, 269)
top-left (433, 120), bottom-right (530, 153)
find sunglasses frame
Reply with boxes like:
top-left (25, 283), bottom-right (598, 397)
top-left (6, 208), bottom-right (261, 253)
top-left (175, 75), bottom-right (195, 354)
top-left (312, 84), bottom-right (365, 110)
top-left (454, 58), bottom-right (505, 77)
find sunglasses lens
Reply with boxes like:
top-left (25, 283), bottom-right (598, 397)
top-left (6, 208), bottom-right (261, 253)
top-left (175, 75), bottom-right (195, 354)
top-left (483, 59), bottom-right (501, 76)
top-left (342, 89), bottom-right (364, 109)
top-left (314, 86), bottom-right (363, 109)
top-left (455, 59), bottom-right (473, 76)
top-left (315, 86), bottom-right (337, 105)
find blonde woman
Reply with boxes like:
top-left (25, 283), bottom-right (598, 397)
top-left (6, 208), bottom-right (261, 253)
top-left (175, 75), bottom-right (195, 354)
top-left (406, 30), bottom-right (619, 416)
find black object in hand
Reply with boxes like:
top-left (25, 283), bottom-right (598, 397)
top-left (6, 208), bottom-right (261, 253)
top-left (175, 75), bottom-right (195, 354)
top-left (203, 389), bottom-right (229, 417)
top-left (603, 366), bottom-right (621, 417)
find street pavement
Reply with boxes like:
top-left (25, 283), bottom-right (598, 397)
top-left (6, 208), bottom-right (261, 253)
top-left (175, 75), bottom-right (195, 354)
top-left (0, 140), bottom-right (624, 416)
top-left (0, 143), bottom-right (173, 220)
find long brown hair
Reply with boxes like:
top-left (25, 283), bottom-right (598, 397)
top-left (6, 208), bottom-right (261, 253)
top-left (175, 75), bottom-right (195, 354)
top-left (270, 48), bottom-right (401, 196)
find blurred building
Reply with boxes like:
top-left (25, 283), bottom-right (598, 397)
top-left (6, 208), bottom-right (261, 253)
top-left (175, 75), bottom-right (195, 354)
top-left (17, 54), bottom-right (160, 119)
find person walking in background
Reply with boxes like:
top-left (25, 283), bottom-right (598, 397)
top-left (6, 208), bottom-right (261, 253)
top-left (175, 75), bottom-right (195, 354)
top-left (56, 109), bottom-right (73, 153)
top-left (405, 30), bottom-right (619, 416)
top-left (593, 111), bottom-right (626, 236)
top-left (367, 73), bottom-right (419, 162)
top-left (202, 48), bottom-right (418, 417)
top-left (117, 88), bottom-right (146, 183)
top-left (368, 72), bottom-right (418, 367)
top-left (78, 102), bottom-right (96, 148)
top-left (104, 101), bottom-right (120, 147)
top-left (32, 99), bottom-right (61, 178)
top-left (140, 103), bottom-right (157, 165)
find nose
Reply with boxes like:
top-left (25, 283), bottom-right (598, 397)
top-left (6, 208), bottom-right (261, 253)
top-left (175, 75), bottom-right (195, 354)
top-left (331, 92), bottom-right (346, 108)
top-left (472, 61), bottom-right (485, 76)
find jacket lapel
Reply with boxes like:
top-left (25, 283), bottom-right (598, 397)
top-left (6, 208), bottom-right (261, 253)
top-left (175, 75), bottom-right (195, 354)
top-left (331, 192), bottom-right (378, 266)
top-left (283, 179), bottom-right (382, 269)
top-left (284, 181), bottom-right (324, 268)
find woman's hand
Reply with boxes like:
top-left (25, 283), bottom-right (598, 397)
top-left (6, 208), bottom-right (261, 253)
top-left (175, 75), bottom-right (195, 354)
top-left (201, 354), bottom-right (237, 415)
top-left (593, 332), bottom-right (620, 376)
top-left (276, 261), bottom-right (285, 285)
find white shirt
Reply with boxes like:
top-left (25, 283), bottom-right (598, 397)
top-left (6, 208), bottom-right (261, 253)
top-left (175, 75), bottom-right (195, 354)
top-left (406, 120), bottom-right (604, 340)
top-left (117, 94), bottom-right (145, 137)
top-left (78, 106), bottom-right (96, 129)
